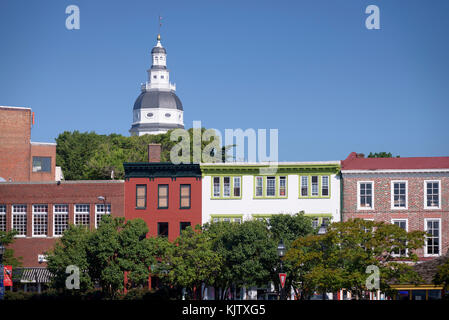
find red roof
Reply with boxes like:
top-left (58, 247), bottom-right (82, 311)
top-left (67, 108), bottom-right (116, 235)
top-left (342, 152), bottom-right (449, 171)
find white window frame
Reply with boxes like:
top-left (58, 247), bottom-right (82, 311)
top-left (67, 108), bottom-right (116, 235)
top-left (12, 204), bottom-right (27, 237)
top-left (233, 176), bottom-right (241, 198)
top-left (300, 176), bottom-right (309, 197)
top-left (424, 180), bottom-right (441, 210)
top-left (424, 218), bottom-right (441, 257)
top-left (311, 176), bottom-right (319, 197)
top-left (391, 219), bottom-right (408, 257)
top-left (95, 204), bottom-right (111, 229)
top-left (255, 176), bottom-right (263, 197)
top-left (223, 176), bottom-right (231, 198)
top-left (279, 176), bottom-right (287, 197)
top-left (357, 181), bottom-right (374, 210)
top-left (213, 176), bottom-right (221, 198)
top-left (321, 176), bottom-right (329, 197)
top-left (32, 204), bottom-right (48, 237)
top-left (391, 180), bottom-right (408, 210)
top-left (0, 204), bottom-right (6, 232)
top-left (53, 204), bottom-right (69, 237)
top-left (266, 176), bottom-right (276, 197)
top-left (74, 204), bottom-right (90, 227)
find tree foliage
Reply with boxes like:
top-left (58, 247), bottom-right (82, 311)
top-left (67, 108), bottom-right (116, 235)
top-left (367, 152), bottom-right (400, 158)
top-left (56, 128), bottom-right (232, 180)
top-left (0, 230), bottom-right (23, 268)
top-left (285, 219), bottom-right (425, 299)
top-left (433, 257), bottom-right (449, 294)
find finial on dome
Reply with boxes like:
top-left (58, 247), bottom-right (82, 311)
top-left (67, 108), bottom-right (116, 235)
top-left (157, 34), bottom-right (161, 41)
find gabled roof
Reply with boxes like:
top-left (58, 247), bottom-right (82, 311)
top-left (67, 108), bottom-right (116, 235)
top-left (341, 152), bottom-right (449, 171)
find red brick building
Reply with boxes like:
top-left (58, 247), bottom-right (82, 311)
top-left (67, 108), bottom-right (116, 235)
top-left (0, 106), bottom-right (57, 183)
top-left (124, 145), bottom-right (202, 242)
top-left (341, 152), bottom-right (449, 260)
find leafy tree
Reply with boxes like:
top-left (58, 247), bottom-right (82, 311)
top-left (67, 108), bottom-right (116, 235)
top-left (0, 230), bottom-right (22, 268)
top-left (46, 225), bottom-right (93, 293)
top-left (203, 220), bottom-right (277, 299)
top-left (157, 226), bottom-right (222, 299)
top-left (285, 219), bottom-right (425, 299)
top-left (56, 128), bottom-right (232, 180)
top-left (433, 257), bottom-right (449, 294)
top-left (368, 152), bottom-right (400, 158)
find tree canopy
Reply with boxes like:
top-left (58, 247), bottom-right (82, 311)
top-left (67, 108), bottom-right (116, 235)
top-left (0, 230), bottom-right (22, 268)
top-left (367, 152), bottom-right (400, 158)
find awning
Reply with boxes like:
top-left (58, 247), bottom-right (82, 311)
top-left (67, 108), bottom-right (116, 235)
top-left (13, 267), bottom-right (53, 284)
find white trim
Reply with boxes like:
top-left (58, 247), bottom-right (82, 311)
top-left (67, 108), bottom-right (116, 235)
top-left (391, 219), bottom-right (408, 257)
top-left (390, 180), bottom-right (408, 210)
top-left (12, 204), bottom-right (27, 237)
top-left (30, 141), bottom-right (57, 146)
top-left (357, 181), bottom-right (374, 211)
top-left (31, 204), bottom-right (48, 237)
top-left (424, 218), bottom-right (441, 257)
top-left (95, 203), bottom-right (110, 229)
top-left (342, 169), bottom-right (449, 174)
top-left (53, 204), bottom-right (69, 237)
top-left (0, 105), bottom-right (31, 110)
top-left (424, 180), bottom-right (441, 210)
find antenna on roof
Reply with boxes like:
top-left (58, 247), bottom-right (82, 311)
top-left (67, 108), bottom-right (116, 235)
top-left (158, 15), bottom-right (162, 40)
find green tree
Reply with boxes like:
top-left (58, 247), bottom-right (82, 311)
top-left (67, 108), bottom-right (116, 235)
top-left (367, 152), bottom-right (400, 158)
top-left (157, 226), bottom-right (222, 299)
top-left (56, 128), bottom-right (232, 180)
top-left (0, 230), bottom-right (22, 268)
top-left (285, 219), bottom-right (425, 300)
top-left (433, 257), bottom-right (449, 295)
top-left (203, 220), bottom-right (277, 299)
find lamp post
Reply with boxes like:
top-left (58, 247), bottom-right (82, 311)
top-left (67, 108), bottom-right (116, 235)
top-left (317, 220), bottom-right (328, 300)
top-left (0, 243), bottom-right (5, 300)
top-left (277, 239), bottom-right (286, 300)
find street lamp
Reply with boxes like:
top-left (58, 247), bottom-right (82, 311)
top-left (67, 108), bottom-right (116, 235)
top-left (277, 239), bottom-right (286, 300)
top-left (0, 243), bottom-right (5, 300)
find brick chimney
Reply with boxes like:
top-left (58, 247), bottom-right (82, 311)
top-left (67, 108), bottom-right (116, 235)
top-left (148, 144), bottom-right (161, 163)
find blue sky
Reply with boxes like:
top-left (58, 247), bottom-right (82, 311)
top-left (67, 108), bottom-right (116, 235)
top-left (1, 0), bottom-right (448, 161)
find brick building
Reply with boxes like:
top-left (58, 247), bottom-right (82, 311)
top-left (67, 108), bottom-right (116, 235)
top-left (0, 106), bottom-right (125, 292)
top-left (124, 144), bottom-right (202, 242)
top-left (341, 152), bottom-right (449, 260)
top-left (0, 106), bottom-right (58, 183)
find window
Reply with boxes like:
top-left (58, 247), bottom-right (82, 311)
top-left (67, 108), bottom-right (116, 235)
top-left (75, 204), bottom-right (90, 227)
top-left (161, 75), bottom-right (164, 79)
top-left (213, 177), bottom-right (220, 197)
top-left (234, 218), bottom-right (242, 224)
top-left (32, 204), bottom-right (48, 237)
top-left (158, 185), bottom-right (169, 208)
top-left (300, 176), bottom-right (308, 197)
top-left (95, 204), bottom-right (111, 228)
top-left (12, 205), bottom-right (27, 236)
top-left (0, 205), bottom-right (6, 232)
top-left (392, 181), bottom-right (407, 209)
top-left (233, 177), bottom-right (241, 197)
top-left (223, 177), bottom-right (231, 197)
top-left (279, 176), bottom-right (287, 197)
top-left (255, 176), bottom-right (263, 197)
top-left (425, 181), bottom-right (440, 209)
top-left (32, 157), bottom-right (51, 172)
top-left (312, 218), bottom-right (319, 229)
top-left (153, 75), bottom-right (157, 79)
top-left (322, 176), bottom-right (329, 196)
top-left (358, 182), bottom-right (373, 209)
top-left (425, 219), bottom-right (440, 256)
top-left (266, 177), bottom-right (276, 196)
top-left (311, 176), bottom-right (319, 196)
top-left (158, 222), bottom-right (169, 237)
top-left (392, 220), bottom-right (407, 256)
top-left (180, 222), bottom-right (191, 233)
top-left (136, 185), bottom-right (147, 209)
top-left (212, 216), bottom-right (243, 223)
top-left (180, 185), bottom-right (191, 209)
top-left (54, 204), bottom-right (68, 236)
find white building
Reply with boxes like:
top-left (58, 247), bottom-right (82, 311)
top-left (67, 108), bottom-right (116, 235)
top-left (129, 34), bottom-right (184, 136)
top-left (201, 161), bottom-right (342, 227)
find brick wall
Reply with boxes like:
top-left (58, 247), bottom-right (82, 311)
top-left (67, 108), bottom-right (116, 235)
top-left (0, 107), bottom-right (31, 182)
top-left (30, 143), bottom-right (56, 182)
top-left (0, 181), bottom-right (125, 267)
top-left (342, 173), bottom-right (449, 259)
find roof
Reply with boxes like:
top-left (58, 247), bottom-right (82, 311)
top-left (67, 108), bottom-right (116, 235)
top-left (151, 46), bottom-right (166, 54)
top-left (341, 152), bottom-right (449, 172)
top-left (124, 162), bottom-right (202, 179)
top-left (414, 254), bottom-right (449, 284)
top-left (133, 90), bottom-right (183, 111)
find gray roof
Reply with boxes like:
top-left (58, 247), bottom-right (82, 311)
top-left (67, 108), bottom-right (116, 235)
top-left (151, 46), bottom-right (166, 54)
top-left (133, 90), bottom-right (183, 111)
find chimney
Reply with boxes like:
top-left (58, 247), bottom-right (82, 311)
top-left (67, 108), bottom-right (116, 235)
top-left (148, 144), bottom-right (161, 163)
top-left (356, 153), bottom-right (365, 158)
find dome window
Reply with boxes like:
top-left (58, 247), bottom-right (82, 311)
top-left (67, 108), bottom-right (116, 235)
top-left (165, 113), bottom-right (171, 118)
top-left (146, 113), bottom-right (154, 118)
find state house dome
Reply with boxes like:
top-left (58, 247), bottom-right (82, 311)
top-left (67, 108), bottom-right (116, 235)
top-left (133, 90), bottom-right (183, 111)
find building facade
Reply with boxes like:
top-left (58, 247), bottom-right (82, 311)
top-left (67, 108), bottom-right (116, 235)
top-left (201, 161), bottom-right (341, 226)
top-left (124, 145), bottom-right (202, 242)
top-left (0, 106), bottom-right (58, 182)
top-left (129, 34), bottom-right (184, 136)
top-left (341, 152), bottom-right (449, 260)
